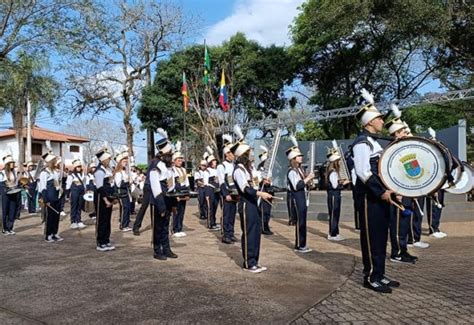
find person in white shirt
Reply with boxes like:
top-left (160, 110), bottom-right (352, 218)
top-left (66, 159), bottom-right (86, 229)
top-left (203, 149), bottom-right (220, 231)
top-left (1, 154), bottom-right (20, 235)
top-left (39, 152), bottom-right (63, 242)
top-left (326, 149), bottom-right (346, 241)
top-left (171, 143), bottom-right (190, 237)
top-left (85, 162), bottom-right (97, 219)
top-left (23, 161), bottom-right (38, 214)
top-left (194, 160), bottom-right (207, 220)
top-left (232, 138), bottom-right (272, 273)
top-left (114, 151), bottom-right (132, 232)
top-left (150, 132), bottom-right (178, 260)
top-left (94, 148), bottom-right (116, 252)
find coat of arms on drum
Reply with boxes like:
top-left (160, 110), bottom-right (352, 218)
top-left (399, 154), bottom-right (424, 179)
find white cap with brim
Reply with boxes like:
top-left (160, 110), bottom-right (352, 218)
top-left (200, 160), bottom-right (208, 166)
top-left (386, 118), bottom-right (407, 135)
top-left (26, 161), bottom-right (34, 167)
top-left (286, 146), bottom-right (303, 160)
top-left (259, 152), bottom-right (268, 162)
top-left (234, 143), bottom-right (251, 158)
top-left (2, 155), bottom-right (14, 164)
top-left (172, 151), bottom-right (184, 161)
top-left (206, 154), bottom-right (217, 163)
top-left (356, 104), bottom-right (382, 126)
top-left (96, 149), bottom-right (112, 162)
top-left (89, 162), bottom-right (96, 168)
top-left (223, 144), bottom-right (233, 155)
top-left (42, 152), bottom-right (56, 163)
top-left (116, 151), bottom-right (129, 162)
top-left (72, 159), bottom-right (82, 168)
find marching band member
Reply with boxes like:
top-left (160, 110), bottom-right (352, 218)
top-left (286, 135), bottom-right (314, 253)
top-left (203, 147), bottom-right (220, 231)
top-left (326, 148), bottom-right (344, 241)
top-left (345, 147), bottom-right (360, 231)
top-left (385, 112), bottom-right (417, 264)
top-left (94, 148), bottom-right (116, 251)
top-left (232, 138), bottom-right (272, 273)
top-left (217, 134), bottom-right (238, 244)
top-left (86, 162), bottom-right (97, 219)
top-left (1, 154), bottom-right (19, 235)
top-left (172, 141), bottom-right (190, 237)
top-left (66, 159), bottom-right (86, 229)
top-left (114, 151), bottom-right (132, 232)
top-left (257, 145), bottom-right (274, 235)
top-left (352, 89), bottom-right (399, 293)
top-left (23, 161), bottom-right (38, 214)
top-left (194, 159), bottom-right (207, 220)
top-left (39, 152), bottom-right (63, 242)
top-left (150, 129), bottom-right (177, 260)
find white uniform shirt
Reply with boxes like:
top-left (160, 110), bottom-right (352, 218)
top-left (114, 170), bottom-right (129, 188)
top-left (353, 136), bottom-right (383, 183)
top-left (95, 165), bottom-right (113, 189)
top-left (329, 170), bottom-right (339, 189)
top-left (86, 173), bottom-right (96, 186)
top-left (203, 167), bottom-right (218, 188)
top-left (288, 167), bottom-right (306, 192)
top-left (150, 161), bottom-right (174, 196)
top-left (233, 164), bottom-right (252, 193)
top-left (38, 168), bottom-right (57, 192)
top-left (66, 172), bottom-right (85, 190)
top-left (173, 166), bottom-right (190, 187)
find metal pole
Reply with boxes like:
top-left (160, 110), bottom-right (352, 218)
top-left (184, 108), bottom-right (187, 168)
top-left (26, 94), bottom-right (32, 162)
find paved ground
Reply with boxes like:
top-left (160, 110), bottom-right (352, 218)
top-left (0, 193), bottom-right (473, 324)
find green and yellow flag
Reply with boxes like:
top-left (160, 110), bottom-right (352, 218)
top-left (203, 42), bottom-right (211, 85)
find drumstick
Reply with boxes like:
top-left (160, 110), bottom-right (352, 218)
top-left (271, 196), bottom-right (284, 201)
top-left (45, 203), bottom-right (60, 215)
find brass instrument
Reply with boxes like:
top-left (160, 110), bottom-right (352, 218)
top-left (306, 142), bottom-right (316, 207)
top-left (332, 140), bottom-right (351, 185)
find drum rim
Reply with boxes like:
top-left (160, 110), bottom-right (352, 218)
top-left (378, 136), bottom-right (447, 197)
top-left (446, 162), bottom-right (474, 194)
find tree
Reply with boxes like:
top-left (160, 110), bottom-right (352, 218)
top-left (290, 0), bottom-right (458, 139)
top-left (0, 0), bottom-right (92, 60)
top-left (0, 52), bottom-right (59, 162)
top-left (63, 118), bottom-right (127, 163)
top-left (138, 33), bottom-right (295, 160)
top-left (61, 0), bottom-right (194, 159)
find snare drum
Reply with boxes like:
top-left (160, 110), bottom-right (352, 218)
top-left (6, 188), bottom-right (22, 195)
top-left (379, 136), bottom-right (447, 197)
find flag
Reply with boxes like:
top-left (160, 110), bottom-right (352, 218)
top-left (181, 71), bottom-right (189, 112)
top-left (203, 42), bottom-right (211, 84)
top-left (218, 69), bottom-right (230, 112)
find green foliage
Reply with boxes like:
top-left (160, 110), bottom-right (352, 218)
top-left (138, 33), bottom-right (295, 138)
top-left (296, 121), bottom-right (327, 140)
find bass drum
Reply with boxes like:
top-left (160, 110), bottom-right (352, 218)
top-left (445, 162), bottom-right (474, 194)
top-left (379, 136), bottom-right (447, 197)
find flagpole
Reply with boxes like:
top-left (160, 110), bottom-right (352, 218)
top-left (184, 107), bottom-right (187, 168)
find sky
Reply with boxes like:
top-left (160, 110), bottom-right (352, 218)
top-left (1, 0), bottom-right (445, 163)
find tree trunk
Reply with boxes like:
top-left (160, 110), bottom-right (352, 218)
top-left (123, 102), bottom-right (134, 160)
top-left (11, 108), bottom-right (25, 164)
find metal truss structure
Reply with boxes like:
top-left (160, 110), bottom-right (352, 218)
top-left (216, 88), bottom-right (474, 133)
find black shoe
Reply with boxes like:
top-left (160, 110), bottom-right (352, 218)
top-left (165, 251), bottom-right (178, 258)
top-left (288, 220), bottom-right (296, 226)
top-left (390, 254), bottom-right (415, 264)
top-left (230, 236), bottom-right (237, 242)
top-left (153, 253), bottom-right (167, 260)
top-left (363, 279), bottom-right (392, 293)
top-left (262, 229), bottom-right (274, 235)
top-left (222, 237), bottom-right (232, 244)
top-left (381, 277), bottom-right (400, 288)
top-left (402, 251), bottom-right (418, 261)
top-left (133, 229), bottom-right (140, 236)
top-left (199, 216), bottom-right (206, 220)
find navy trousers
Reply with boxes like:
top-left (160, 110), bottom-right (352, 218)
top-left (2, 190), bottom-right (19, 232)
top-left (197, 187), bottom-right (206, 218)
top-left (27, 182), bottom-right (37, 213)
top-left (151, 201), bottom-right (171, 255)
top-left (408, 197), bottom-right (425, 243)
top-left (291, 192), bottom-right (307, 249)
top-left (352, 188), bottom-right (360, 230)
top-left (172, 200), bottom-right (186, 233)
top-left (259, 200), bottom-right (272, 232)
top-left (239, 200), bottom-right (261, 268)
top-left (119, 194), bottom-right (131, 229)
top-left (358, 194), bottom-right (390, 283)
top-left (45, 200), bottom-right (61, 237)
top-left (327, 189), bottom-right (341, 237)
top-left (222, 199), bottom-right (236, 239)
top-left (96, 193), bottom-right (112, 245)
top-left (70, 185), bottom-right (84, 223)
top-left (205, 187), bottom-right (219, 228)
top-left (287, 191), bottom-right (297, 224)
top-left (133, 185), bottom-right (150, 231)
top-left (389, 206), bottom-right (410, 256)
top-left (426, 191), bottom-right (444, 234)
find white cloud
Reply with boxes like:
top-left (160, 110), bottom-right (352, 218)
top-left (205, 0), bottom-right (305, 46)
